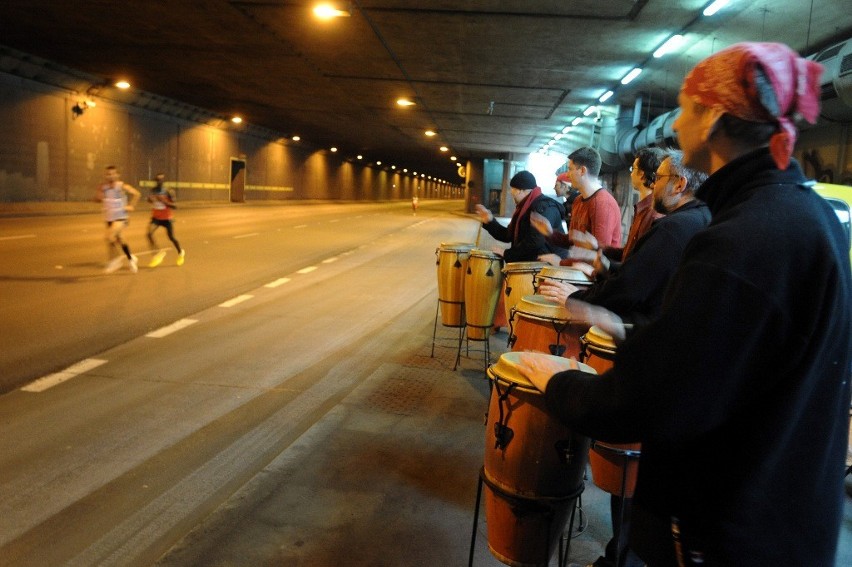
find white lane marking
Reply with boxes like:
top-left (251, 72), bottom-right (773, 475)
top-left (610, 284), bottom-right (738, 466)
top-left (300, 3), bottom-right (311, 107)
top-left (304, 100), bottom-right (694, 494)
top-left (22, 358), bottom-right (108, 392)
top-left (219, 294), bottom-right (254, 308)
top-left (322, 257), bottom-right (338, 264)
top-left (0, 234), bottom-right (36, 241)
top-left (265, 277), bottom-right (291, 288)
top-left (234, 233), bottom-right (259, 239)
top-left (294, 224), bottom-right (307, 229)
top-left (296, 266), bottom-right (317, 274)
top-left (146, 318), bottom-right (198, 338)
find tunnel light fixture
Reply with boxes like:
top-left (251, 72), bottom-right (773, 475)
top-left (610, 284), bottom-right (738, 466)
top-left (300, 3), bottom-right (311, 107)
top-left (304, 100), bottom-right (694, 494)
top-left (114, 80), bottom-right (131, 89)
top-left (330, 146), bottom-right (338, 152)
top-left (571, 117), bottom-right (583, 126)
top-left (292, 135), bottom-right (301, 141)
top-left (397, 98), bottom-right (416, 107)
top-left (703, 0), bottom-right (730, 17)
top-left (621, 67), bottom-right (643, 85)
top-left (598, 90), bottom-right (614, 103)
top-left (561, 125), bottom-right (572, 134)
top-left (440, 146), bottom-right (449, 152)
top-left (583, 105), bottom-right (597, 116)
top-left (653, 34), bottom-right (686, 58)
top-left (425, 130), bottom-right (437, 137)
top-left (356, 154), bottom-right (363, 160)
top-left (314, 3), bottom-right (352, 19)
top-left (450, 156), bottom-right (457, 162)
top-left (231, 116), bottom-right (243, 124)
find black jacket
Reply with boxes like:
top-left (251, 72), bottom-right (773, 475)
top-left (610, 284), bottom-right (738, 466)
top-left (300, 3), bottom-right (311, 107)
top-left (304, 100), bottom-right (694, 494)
top-left (545, 149), bottom-right (852, 566)
top-left (482, 192), bottom-right (565, 262)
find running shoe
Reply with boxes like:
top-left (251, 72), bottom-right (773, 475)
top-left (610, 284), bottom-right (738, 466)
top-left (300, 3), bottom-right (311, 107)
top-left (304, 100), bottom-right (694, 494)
top-left (176, 249), bottom-right (186, 266)
top-left (149, 250), bottom-right (167, 268)
top-left (104, 256), bottom-right (123, 274)
top-left (129, 255), bottom-right (139, 273)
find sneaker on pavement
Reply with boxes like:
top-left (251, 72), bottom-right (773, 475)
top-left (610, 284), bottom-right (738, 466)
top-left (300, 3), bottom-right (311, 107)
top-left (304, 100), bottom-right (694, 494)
top-left (129, 255), bottom-right (139, 273)
top-left (149, 250), bottom-right (166, 268)
top-left (176, 249), bottom-right (186, 266)
top-left (104, 256), bottom-right (123, 274)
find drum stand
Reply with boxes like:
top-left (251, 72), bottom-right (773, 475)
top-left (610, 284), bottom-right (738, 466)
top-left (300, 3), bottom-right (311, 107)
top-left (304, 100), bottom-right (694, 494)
top-left (431, 299), bottom-right (467, 359)
top-left (467, 469), bottom-right (584, 567)
top-left (455, 324), bottom-right (492, 372)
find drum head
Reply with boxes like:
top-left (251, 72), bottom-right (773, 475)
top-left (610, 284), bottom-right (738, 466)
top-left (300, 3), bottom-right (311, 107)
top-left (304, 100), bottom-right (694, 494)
top-left (438, 242), bottom-right (475, 252)
top-left (488, 351), bottom-right (596, 391)
top-left (502, 261), bottom-right (547, 275)
top-left (586, 325), bottom-right (616, 349)
top-left (537, 265), bottom-right (592, 284)
top-left (470, 248), bottom-right (502, 260)
top-left (515, 294), bottom-right (571, 321)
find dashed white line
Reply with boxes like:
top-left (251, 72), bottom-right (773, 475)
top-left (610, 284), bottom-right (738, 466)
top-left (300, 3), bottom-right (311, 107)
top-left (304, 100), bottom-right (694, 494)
top-left (146, 318), bottom-right (198, 338)
top-left (297, 266), bottom-right (317, 274)
top-left (234, 233), bottom-right (259, 239)
top-left (0, 234), bottom-right (36, 241)
top-left (322, 257), bottom-right (338, 264)
top-left (294, 224), bottom-right (307, 229)
top-left (22, 358), bottom-right (108, 392)
top-left (265, 277), bottom-right (291, 288)
top-left (219, 295), bottom-right (254, 308)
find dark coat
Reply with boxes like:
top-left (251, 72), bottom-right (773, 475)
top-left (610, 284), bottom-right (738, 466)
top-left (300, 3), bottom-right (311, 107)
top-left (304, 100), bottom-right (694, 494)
top-left (482, 192), bottom-right (565, 262)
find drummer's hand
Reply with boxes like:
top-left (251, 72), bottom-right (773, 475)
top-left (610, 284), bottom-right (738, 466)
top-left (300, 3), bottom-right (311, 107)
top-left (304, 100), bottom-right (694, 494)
top-left (490, 246), bottom-right (504, 257)
top-left (567, 246), bottom-right (597, 264)
top-left (515, 352), bottom-right (579, 393)
top-left (592, 249), bottom-right (611, 276)
top-left (539, 279), bottom-right (578, 306)
top-left (570, 230), bottom-right (598, 251)
top-left (475, 204), bottom-right (493, 223)
top-left (572, 262), bottom-right (596, 278)
top-left (530, 212), bottom-right (553, 236)
top-left (537, 253), bottom-right (562, 266)
top-left (564, 299), bottom-right (626, 343)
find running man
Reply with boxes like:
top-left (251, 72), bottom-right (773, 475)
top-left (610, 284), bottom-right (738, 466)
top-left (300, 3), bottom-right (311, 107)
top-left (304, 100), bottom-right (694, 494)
top-left (96, 165), bottom-right (140, 274)
top-left (146, 173), bottom-right (185, 267)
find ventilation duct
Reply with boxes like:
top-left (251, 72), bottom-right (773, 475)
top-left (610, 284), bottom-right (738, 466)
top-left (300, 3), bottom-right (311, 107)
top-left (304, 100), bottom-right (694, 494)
top-left (812, 39), bottom-right (852, 122)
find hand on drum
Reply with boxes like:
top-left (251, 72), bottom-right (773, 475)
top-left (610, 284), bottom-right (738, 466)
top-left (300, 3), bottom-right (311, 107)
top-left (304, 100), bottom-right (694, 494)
top-left (515, 352), bottom-right (579, 392)
top-left (537, 253), bottom-right (562, 266)
top-left (529, 211), bottom-right (553, 236)
top-left (564, 298), bottom-right (627, 343)
top-left (475, 204), bottom-right (493, 223)
top-left (538, 279), bottom-right (579, 306)
top-left (569, 229), bottom-right (599, 251)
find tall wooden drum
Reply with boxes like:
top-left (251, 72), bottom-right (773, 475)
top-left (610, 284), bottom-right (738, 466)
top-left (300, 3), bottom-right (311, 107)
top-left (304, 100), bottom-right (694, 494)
top-left (483, 352), bottom-right (593, 567)
top-left (464, 249), bottom-right (504, 340)
top-left (435, 242), bottom-right (474, 326)
top-left (508, 295), bottom-right (587, 359)
top-left (580, 325), bottom-right (642, 498)
top-left (502, 261), bottom-right (547, 326)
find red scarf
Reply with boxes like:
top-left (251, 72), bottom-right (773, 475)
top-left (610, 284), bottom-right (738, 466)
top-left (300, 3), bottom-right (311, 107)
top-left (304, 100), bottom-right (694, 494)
top-left (509, 186), bottom-right (542, 242)
top-left (682, 42), bottom-right (822, 170)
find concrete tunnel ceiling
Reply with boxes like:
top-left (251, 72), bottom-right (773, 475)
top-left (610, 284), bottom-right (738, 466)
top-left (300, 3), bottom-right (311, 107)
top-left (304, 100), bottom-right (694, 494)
top-left (0, 0), bottom-right (849, 180)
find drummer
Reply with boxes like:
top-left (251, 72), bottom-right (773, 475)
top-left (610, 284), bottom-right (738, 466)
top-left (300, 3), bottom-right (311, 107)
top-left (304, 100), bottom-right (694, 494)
top-left (516, 42), bottom-right (851, 566)
top-left (540, 151), bottom-right (709, 567)
top-left (474, 170), bottom-right (566, 262)
top-left (540, 151), bottom-right (710, 329)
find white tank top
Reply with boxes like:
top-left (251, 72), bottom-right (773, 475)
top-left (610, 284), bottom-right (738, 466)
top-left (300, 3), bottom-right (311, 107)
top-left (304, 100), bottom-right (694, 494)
top-left (101, 182), bottom-right (128, 222)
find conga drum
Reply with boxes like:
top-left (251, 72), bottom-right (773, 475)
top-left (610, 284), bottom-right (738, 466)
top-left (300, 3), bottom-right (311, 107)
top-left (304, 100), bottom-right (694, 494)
top-left (533, 265), bottom-right (592, 293)
top-left (483, 352), bottom-right (593, 566)
top-left (579, 325), bottom-right (641, 498)
top-left (508, 295), bottom-right (587, 359)
top-left (464, 249), bottom-right (504, 340)
top-left (502, 261), bottom-right (547, 325)
top-left (435, 242), bottom-right (474, 326)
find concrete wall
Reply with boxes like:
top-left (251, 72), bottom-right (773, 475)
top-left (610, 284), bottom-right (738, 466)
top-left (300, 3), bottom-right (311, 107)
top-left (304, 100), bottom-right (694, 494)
top-left (0, 72), bottom-right (461, 203)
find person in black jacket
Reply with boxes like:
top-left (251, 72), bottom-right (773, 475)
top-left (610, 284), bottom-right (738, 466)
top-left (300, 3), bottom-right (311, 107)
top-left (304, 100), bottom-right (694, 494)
top-left (517, 42), bottom-right (852, 566)
top-left (474, 170), bottom-right (565, 262)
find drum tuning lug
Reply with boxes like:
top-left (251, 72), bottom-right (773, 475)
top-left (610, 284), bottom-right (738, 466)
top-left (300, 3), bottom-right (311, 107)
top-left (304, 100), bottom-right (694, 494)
top-left (505, 286), bottom-right (512, 296)
top-left (467, 266), bottom-right (472, 274)
top-left (486, 267), bottom-right (494, 276)
top-left (508, 334), bottom-right (517, 348)
top-left (494, 423), bottom-right (514, 449)
top-left (549, 344), bottom-right (566, 356)
top-left (454, 259), bottom-right (462, 268)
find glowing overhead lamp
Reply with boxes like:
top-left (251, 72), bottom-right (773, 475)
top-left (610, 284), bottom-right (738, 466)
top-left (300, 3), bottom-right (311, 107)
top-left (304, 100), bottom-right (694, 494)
top-left (376, 160), bottom-right (382, 165)
top-left (397, 98), bottom-right (416, 107)
top-left (440, 146), bottom-right (448, 152)
top-left (571, 117), bottom-right (582, 126)
top-left (313, 2), bottom-right (352, 19)
top-left (703, 0), bottom-right (730, 17)
top-left (598, 90), bottom-right (614, 103)
top-left (391, 165), bottom-right (396, 169)
top-left (561, 125), bottom-right (572, 134)
top-left (357, 154), bottom-right (363, 160)
top-left (424, 130), bottom-right (436, 137)
top-left (620, 67), bottom-right (643, 85)
top-left (583, 105), bottom-right (598, 116)
top-left (114, 80), bottom-right (131, 89)
top-left (554, 133), bottom-right (563, 140)
top-left (330, 146), bottom-right (338, 152)
top-left (450, 156), bottom-right (457, 162)
top-left (292, 135), bottom-right (301, 141)
top-left (653, 34), bottom-right (686, 58)
top-left (231, 116), bottom-right (243, 124)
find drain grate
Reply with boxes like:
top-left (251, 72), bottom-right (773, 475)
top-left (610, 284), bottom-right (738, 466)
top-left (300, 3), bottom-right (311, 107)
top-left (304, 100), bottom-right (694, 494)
top-left (362, 365), bottom-right (438, 416)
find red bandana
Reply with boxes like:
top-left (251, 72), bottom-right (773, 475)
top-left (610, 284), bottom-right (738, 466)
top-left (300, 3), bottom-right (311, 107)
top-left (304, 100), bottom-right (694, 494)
top-left (682, 42), bottom-right (823, 170)
top-left (510, 187), bottom-right (542, 242)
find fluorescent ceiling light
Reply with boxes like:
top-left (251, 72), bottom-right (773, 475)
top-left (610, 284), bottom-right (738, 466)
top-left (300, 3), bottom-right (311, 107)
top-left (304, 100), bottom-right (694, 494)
top-left (598, 90), bottom-right (614, 103)
top-left (703, 0), bottom-right (730, 17)
top-left (572, 117), bottom-right (582, 126)
top-left (396, 98), bottom-right (416, 107)
top-left (231, 116), bottom-right (243, 124)
top-left (562, 126), bottom-right (572, 134)
top-left (292, 135), bottom-right (301, 141)
top-left (653, 34), bottom-right (685, 58)
top-left (314, 3), bottom-right (351, 18)
top-left (583, 105), bottom-right (597, 116)
top-left (330, 147), bottom-right (338, 152)
top-left (554, 133), bottom-right (563, 140)
top-left (621, 68), bottom-right (643, 85)
top-left (114, 80), bottom-right (131, 89)
top-left (425, 130), bottom-right (436, 137)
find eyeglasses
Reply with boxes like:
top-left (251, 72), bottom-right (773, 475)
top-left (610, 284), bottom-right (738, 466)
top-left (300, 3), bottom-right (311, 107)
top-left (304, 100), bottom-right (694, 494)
top-left (654, 173), bottom-right (680, 183)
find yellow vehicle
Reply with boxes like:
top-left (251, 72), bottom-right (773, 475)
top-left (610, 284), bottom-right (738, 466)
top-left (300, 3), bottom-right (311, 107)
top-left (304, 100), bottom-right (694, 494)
top-left (812, 182), bottom-right (852, 263)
